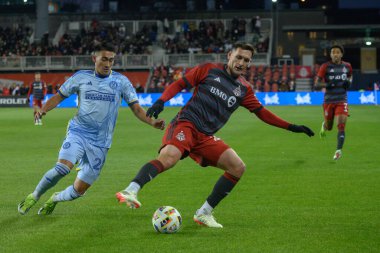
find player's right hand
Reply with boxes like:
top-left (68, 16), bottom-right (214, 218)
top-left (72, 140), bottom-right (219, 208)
top-left (146, 99), bottom-right (164, 119)
top-left (152, 119), bottom-right (165, 130)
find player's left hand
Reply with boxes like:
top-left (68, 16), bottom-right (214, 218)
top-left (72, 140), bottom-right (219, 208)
top-left (146, 99), bottom-right (164, 119)
top-left (288, 124), bottom-right (314, 137)
top-left (152, 119), bottom-right (165, 130)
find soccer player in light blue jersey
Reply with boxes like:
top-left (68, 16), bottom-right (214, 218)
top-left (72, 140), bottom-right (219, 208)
top-left (18, 43), bottom-right (165, 215)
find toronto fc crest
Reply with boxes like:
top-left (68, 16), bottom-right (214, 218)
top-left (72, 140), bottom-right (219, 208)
top-left (233, 86), bottom-right (241, 97)
top-left (176, 131), bottom-right (185, 141)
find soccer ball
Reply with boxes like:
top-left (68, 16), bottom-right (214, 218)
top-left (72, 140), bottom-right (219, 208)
top-left (152, 206), bottom-right (182, 234)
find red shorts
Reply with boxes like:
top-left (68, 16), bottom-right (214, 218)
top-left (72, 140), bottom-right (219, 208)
top-left (161, 121), bottom-right (230, 167)
top-left (33, 99), bottom-right (43, 108)
top-left (323, 102), bottom-right (349, 121)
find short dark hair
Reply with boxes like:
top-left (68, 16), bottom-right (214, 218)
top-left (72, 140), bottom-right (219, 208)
top-left (331, 45), bottom-right (344, 54)
top-left (93, 42), bottom-right (115, 54)
top-left (231, 42), bottom-right (256, 55)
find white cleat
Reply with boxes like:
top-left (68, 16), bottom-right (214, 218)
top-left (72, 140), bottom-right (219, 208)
top-left (115, 191), bottom-right (141, 209)
top-left (193, 212), bottom-right (223, 228)
top-left (333, 149), bottom-right (342, 160)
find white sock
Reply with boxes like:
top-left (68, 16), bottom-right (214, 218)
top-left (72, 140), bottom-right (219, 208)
top-left (125, 182), bottom-right (141, 194)
top-left (196, 201), bottom-right (213, 215)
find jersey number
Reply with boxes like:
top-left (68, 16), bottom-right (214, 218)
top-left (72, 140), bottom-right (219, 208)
top-left (93, 158), bottom-right (103, 171)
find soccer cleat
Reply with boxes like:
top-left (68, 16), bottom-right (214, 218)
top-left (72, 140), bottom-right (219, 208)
top-left (333, 149), bottom-right (342, 160)
top-left (38, 192), bottom-right (59, 215)
top-left (116, 191), bottom-right (141, 209)
top-left (319, 121), bottom-right (326, 138)
top-left (193, 213), bottom-right (223, 228)
top-left (18, 193), bottom-right (38, 215)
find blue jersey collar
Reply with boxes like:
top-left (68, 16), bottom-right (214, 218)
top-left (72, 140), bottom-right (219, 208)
top-left (94, 70), bottom-right (112, 78)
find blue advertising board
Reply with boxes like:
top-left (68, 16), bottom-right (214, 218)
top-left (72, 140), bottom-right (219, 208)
top-left (31, 91), bottom-right (378, 108)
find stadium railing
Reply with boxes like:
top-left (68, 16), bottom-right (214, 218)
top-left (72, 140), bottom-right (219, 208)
top-left (0, 53), bottom-right (269, 71)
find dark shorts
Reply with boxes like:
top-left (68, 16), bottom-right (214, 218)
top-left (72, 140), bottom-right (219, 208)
top-left (323, 102), bottom-right (349, 121)
top-left (33, 99), bottom-right (43, 108)
top-left (161, 121), bottom-right (230, 167)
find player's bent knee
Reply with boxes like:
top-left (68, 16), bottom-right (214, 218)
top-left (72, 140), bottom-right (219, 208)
top-left (74, 178), bottom-right (91, 195)
top-left (158, 145), bottom-right (181, 169)
top-left (236, 162), bottom-right (246, 176)
top-left (58, 159), bottom-right (74, 170)
top-left (159, 155), bottom-right (179, 169)
top-left (227, 162), bottom-right (246, 178)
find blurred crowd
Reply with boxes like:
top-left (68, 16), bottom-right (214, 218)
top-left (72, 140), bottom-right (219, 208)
top-left (147, 63), bottom-right (299, 93)
top-left (0, 21), bottom-right (154, 57)
top-left (0, 16), bottom-right (268, 57)
top-left (161, 17), bottom-right (269, 54)
top-left (146, 64), bottom-right (186, 93)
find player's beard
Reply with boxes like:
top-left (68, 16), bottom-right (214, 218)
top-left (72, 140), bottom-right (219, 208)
top-left (231, 65), bottom-right (244, 78)
top-left (332, 58), bottom-right (341, 64)
top-left (102, 67), bottom-right (111, 75)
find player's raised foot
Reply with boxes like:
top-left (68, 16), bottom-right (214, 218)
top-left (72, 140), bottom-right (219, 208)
top-left (38, 192), bottom-right (59, 215)
top-left (333, 149), bottom-right (342, 160)
top-left (18, 193), bottom-right (38, 215)
top-left (319, 121), bottom-right (326, 138)
top-left (193, 212), bottom-right (223, 228)
top-left (116, 191), bottom-right (141, 209)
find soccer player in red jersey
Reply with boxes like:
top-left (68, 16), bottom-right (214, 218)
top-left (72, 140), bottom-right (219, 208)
top-left (315, 45), bottom-right (353, 160)
top-left (116, 42), bottom-right (314, 228)
top-left (27, 72), bottom-right (47, 125)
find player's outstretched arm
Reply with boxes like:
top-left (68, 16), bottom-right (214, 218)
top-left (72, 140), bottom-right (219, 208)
top-left (130, 103), bottom-right (165, 130)
top-left (146, 76), bottom-right (191, 119)
top-left (254, 107), bottom-right (314, 137)
top-left (36, 93), bottom-right (65, 119)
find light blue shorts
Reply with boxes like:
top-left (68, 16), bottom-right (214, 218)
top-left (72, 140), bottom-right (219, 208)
top-left (58, 132), bottom-right (108, 185)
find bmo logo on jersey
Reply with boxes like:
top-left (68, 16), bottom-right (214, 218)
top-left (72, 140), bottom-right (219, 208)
top-left (328, 66), bottom-right (349, 81)
top-left (328, 74), bottom-right (348, 81)
top-left (210, 86), bottom-right (237, 107)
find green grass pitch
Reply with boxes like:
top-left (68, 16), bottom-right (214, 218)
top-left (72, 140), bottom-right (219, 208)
top-left (0, 105), bottom-right (379, 253)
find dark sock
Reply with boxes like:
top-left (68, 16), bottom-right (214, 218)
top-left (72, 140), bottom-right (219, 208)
top-left (337, 131), bottom-right (345, 150)
top-left (206, 172), bottom-right (240, 208)
top-left (132, 160), bottom-right (164, 189)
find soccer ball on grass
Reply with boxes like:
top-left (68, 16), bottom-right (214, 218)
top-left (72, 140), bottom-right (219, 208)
top-left (152, 206), bottom-right (182, 233)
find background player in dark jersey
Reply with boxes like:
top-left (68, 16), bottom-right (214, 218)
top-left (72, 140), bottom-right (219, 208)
top-left (27, 72), bottom-right (47, 125)
top-left (116, 42), bottom-right (314, 228)
top-left (314, 45), bottom-right (352, 160)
